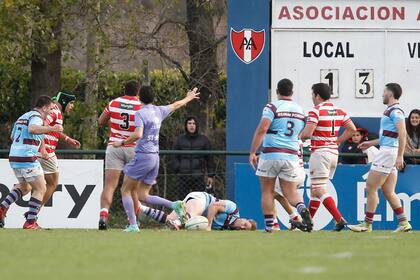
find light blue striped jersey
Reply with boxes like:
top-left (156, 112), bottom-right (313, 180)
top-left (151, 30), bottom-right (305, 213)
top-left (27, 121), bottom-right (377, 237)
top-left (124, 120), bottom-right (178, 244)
top-left (260, 100), bottom-right (305, 161)
top-left (9, 110), bottom-right (44, 168)
top-left (211, 200), bottom-right (240, 230)
top-left (379, 104), bottom-right (405, 148)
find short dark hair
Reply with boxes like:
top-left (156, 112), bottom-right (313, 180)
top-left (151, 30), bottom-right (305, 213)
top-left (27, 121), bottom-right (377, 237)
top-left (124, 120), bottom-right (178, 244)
top-left (139, 86), bottom-right (155, 104)
top-left (125, 80), bottom-right (141, 96)
top-left (34, 95), bottom-right (53, 108)
top-left (277, 79), bottom-right (293, 96)
top-left (385, 83), bottom-right (402, 100)
top-left (312, 83), bottom-right (331, 101)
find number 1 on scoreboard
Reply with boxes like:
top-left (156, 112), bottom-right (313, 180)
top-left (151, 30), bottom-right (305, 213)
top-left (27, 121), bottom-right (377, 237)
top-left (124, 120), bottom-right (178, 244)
top-left (320, 69), bottom-right (339, 99)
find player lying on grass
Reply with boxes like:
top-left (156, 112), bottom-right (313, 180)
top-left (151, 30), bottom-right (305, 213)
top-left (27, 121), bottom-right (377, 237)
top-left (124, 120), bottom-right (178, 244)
top-left (166, 192), bottom-right (257, 231)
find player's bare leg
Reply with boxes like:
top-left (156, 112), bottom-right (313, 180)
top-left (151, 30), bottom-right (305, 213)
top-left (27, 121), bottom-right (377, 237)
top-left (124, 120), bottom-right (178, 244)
top-left (42, 172), bottom-right (59, 205)
top-left (280, 179), bottom-right (312, 231)
top-left (311, 178), bottom-right (347, 231)
top-left (0, 183), bottom-right (31, 228)
top-left (381, 171), bottom-right (411, 232)
top-left (259, 176), bottom-right (276, 232)
top-left (99, 169), bottom-right (121, 230)
top-left (24, 177), bottom-right (47, 229)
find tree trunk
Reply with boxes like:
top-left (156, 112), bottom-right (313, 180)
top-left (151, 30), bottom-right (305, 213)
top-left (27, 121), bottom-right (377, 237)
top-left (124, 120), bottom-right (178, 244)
top-left (82, 0), bottom-right (101, 150)
top-left (30, 1), bottom-right (62, 106)
top-left (186, 0), bottom-right (219, 133)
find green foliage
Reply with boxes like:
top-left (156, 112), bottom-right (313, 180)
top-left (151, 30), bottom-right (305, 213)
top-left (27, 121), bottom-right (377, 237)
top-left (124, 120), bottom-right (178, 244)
top-left (0, 67), bottom-right (226, 149)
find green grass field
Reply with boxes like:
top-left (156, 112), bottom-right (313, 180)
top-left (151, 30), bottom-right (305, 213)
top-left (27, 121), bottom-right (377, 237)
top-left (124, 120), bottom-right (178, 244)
top-left (0, 229), bottom-right (419, 280)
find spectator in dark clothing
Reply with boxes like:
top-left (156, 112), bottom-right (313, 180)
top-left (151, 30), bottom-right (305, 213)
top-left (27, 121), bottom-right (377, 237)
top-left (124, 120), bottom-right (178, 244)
top-left (171, 116), bottom-right (216, 198)
top-left (405, 109), bottom-right (420, 164)
top-left (340, 128), bottom-right (369, 164)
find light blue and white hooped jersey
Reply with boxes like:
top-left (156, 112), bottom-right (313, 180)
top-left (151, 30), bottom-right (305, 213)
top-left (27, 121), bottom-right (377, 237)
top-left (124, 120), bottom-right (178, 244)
top-left (260, 100), bottom-right (305, 161)
top-left (9, 110), bottom-right (44, 169)
top-left (211, 200), bottom-right (240, 230)
top-left (379, 103), bottom-right (405, 148)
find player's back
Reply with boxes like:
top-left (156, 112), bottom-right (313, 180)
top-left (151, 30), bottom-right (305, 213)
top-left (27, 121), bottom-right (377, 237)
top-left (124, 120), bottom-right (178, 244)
top-left (261, 100), bottom-right (305, 159)
top-left (9, 111), bottom-right (44, 168)
top-left (106, 95), bottom-right (142, 147)
top-left (212, 200), bottom-right (240, 230)
top-left (307, 101), bottom-right (351, 154)
top-left (135, 104), bottom-right (171, 153)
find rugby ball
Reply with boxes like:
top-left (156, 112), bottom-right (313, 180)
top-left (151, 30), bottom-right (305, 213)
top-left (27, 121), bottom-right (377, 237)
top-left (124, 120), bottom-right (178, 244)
top-left (185, 216), bottom-right (208, 231)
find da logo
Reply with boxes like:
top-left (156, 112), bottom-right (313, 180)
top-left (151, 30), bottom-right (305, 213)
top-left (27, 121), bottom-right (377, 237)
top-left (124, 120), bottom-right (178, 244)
top-left (275, 169), bottom-right (338, 231)
top-left (230, 28), bottom-right (265, 64)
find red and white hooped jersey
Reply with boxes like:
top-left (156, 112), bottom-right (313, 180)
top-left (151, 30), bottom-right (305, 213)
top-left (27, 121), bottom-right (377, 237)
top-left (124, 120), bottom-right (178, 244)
top-left (306, 102), bottom-right (351, 155)
top-left (43, 103), bottom-right (63, 157)
top-left (104, 95), bottom-right (142, 147)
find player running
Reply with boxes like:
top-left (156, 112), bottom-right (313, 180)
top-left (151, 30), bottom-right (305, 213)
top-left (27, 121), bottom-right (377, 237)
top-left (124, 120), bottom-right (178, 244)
top-left (97, 80), bottom-right (142, 230)
top-left (165, 192), bottom-right (257, 231)
top-left (114, 85), bottom-right (200, 232)
top-left (0, 96), bottom-right (62, 229)
top-left (301, 83), bottom-right (356, 231)
top-left (38, 92), bottom-right (80, 206)
top-left (249, 78), bottom-right (312, 232)
top-left (348, 83), bottom-right (412, 233)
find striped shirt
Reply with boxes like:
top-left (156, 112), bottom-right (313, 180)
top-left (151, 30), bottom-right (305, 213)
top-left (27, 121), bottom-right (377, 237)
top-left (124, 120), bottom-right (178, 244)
top-left (104, 95), bottom-right (142, 147)
top-left (306, 101), bottom-right (351, 155)
top-left (43, 103), bottom-right (63, 158)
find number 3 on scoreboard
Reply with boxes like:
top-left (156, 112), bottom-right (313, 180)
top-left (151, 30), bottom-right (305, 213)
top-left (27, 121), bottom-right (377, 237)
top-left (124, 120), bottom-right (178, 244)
top-left (320, 69), bottom-right (339, 98)
top-left (355, 69), bottom-right (374, 98)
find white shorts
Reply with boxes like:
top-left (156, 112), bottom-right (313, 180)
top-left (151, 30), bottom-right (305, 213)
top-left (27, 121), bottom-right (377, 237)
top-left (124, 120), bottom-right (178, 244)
top-left (256, 159), bottom-right (302, 182)
top-left (309, 150), bottom-right (338, 179)
top-left (39, 155), bottom-right (59, 174)
top-left (274, 167), bottom-right (306, 196)
top-left (183, 191), bottom-right (207, 205)
top-left (105, 145), bottom-right (135, 170)
top-left (13, 166), bottom-right (44, 183)
top-left (370, 147), bottom-right (398, 174)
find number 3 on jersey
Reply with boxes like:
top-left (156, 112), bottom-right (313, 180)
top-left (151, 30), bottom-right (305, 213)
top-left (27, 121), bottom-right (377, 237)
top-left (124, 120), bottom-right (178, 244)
top-left (285, 121), bottom-right (295, 137)
top-left (120, 113), bottom-right (130, 130)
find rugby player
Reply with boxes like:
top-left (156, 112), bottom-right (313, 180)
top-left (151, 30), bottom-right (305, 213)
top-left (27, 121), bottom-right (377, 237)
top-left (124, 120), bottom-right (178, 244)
top-left (301, 83), bottom-right (356, 231)
top-left (38, 92), bottom-right (80, 206)
top-left (114, 85), bottom-right (200, 232)
top-left (348, 83), bottom-right (412, 232)
top-left (0, 96), bottom-right (62, 229)
top-left (250, 78), bottom-right (312, 232)
top-left (97, 80), bottom-right (142, 230)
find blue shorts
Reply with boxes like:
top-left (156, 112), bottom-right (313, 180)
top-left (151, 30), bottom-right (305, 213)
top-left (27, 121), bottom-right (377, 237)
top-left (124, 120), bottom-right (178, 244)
top-left (124, 153), bottom-right (159, 185)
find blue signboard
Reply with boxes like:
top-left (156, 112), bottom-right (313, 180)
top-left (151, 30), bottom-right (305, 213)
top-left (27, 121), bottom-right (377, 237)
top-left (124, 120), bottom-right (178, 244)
top-left (235, 163), bottom-right (420, 230)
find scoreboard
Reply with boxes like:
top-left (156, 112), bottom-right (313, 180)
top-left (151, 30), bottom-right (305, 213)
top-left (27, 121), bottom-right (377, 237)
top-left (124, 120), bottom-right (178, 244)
top-left (271, 0), bottom-right (420, 117)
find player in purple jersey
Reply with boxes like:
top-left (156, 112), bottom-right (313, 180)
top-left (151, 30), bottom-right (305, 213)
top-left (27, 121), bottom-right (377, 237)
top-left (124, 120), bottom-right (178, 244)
top-left (113, 86), bottom-right (200, 232)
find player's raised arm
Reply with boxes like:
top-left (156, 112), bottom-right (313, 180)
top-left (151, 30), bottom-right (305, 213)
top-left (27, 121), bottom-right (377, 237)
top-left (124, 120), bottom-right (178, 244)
top-left (98, 108), bottom-right (110, 126)
top-left (395, 119), bottom-right (407, 170)
top-left (167, 88), bottom-right (200, 112)
top-left (206, 201), bottom-right (226, 231)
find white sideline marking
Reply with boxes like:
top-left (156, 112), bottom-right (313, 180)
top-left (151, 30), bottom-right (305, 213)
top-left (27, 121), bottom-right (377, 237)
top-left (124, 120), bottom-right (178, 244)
top-left (298, 266), bottom-right (326, 274)
top-left (332, 252), bottom-right (353, 259)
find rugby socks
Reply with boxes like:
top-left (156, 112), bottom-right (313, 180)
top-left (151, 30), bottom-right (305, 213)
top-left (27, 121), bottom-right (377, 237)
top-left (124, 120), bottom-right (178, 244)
top-left (140, 205), bottom-right (167, 224)
top-left (145, 195), bottom-right (173, 209)
top-left (26, 197), bottom-right (41, 222)
top-left (289, 212), bottom-right (300, 221)
top-left (264, 215), bottom-right (274, 232)
top-left (295, 202), bottom-right (307, 216)
top-left (321, 193), bottom-right (343, 222)
top-left (308, 198), bottom-right (321, 218)
top-left (122, 196), bottom-right (137, 226)
top-left (0, 188), bottom-right (22, 209)
top-left (99, 208), bottom-right (109, 219)
top-left (393, 207), bottom-right (407, 223)
top-left (365, 212), bottom-right (375, 224)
